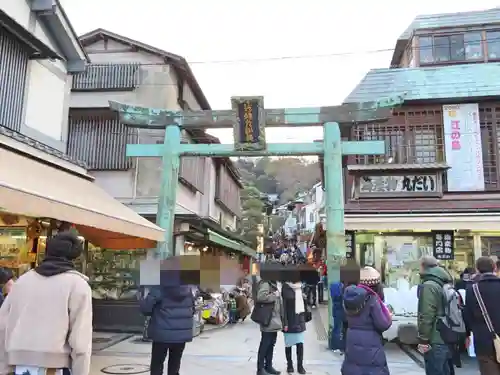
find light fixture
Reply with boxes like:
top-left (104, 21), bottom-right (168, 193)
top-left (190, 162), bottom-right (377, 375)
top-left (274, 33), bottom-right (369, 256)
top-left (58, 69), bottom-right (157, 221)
top-left (188, 246), bottom-right (193, 252)
top-left (202, 246), bottom-right (208, 252)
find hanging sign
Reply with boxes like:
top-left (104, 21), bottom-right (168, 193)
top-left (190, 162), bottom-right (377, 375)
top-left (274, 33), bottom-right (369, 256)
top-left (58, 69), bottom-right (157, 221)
top-left (443, 103), bottom-right (484, 192)
top-left (232, 96), bottom-right (266, 151)
top-left (345, 230), bottom-right (355, 260)
top-left (357, 174), bottom-right (441, 197)
top-left (432, 231), bottom-right (454, 260)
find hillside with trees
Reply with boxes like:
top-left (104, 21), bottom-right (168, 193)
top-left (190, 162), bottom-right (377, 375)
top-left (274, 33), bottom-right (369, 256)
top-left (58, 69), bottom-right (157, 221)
top-left (236, 157), bottom-right (321, 246)
top-left (236, 157), bottom-right (321, 203)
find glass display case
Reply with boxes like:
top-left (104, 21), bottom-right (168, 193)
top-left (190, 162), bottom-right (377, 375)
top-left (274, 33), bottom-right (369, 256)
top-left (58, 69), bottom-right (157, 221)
top-left (86, 246), bottom-right (146, 300)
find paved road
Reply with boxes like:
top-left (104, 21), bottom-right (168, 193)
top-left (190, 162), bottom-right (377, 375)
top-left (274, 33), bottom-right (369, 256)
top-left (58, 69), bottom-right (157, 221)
top-left (91, 316), bottom-right (426, 375)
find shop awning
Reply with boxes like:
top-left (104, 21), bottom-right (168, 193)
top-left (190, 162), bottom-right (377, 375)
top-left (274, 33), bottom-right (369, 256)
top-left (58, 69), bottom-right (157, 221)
top-left (0, 147), bottom-right (164, 249)
top-left (207, 229), bottom-right (257, 258)
top-left (345, 213), bottom-right (500, 231)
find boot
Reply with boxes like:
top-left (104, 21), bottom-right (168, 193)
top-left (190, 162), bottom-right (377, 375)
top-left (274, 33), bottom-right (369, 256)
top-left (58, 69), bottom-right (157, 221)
top-left (285, 347), bottom-right (294, 373)
top-left (296, 343), bottom-right (306, 374)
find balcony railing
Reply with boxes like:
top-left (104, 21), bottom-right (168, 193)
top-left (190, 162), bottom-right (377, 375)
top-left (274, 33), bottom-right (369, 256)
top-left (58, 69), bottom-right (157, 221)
top-left (72, 63), bottom-right (140, 91)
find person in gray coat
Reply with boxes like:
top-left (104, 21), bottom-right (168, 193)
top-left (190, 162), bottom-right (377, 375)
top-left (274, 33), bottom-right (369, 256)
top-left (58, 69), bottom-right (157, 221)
top-left (256, 279), bottom-right (283, 375)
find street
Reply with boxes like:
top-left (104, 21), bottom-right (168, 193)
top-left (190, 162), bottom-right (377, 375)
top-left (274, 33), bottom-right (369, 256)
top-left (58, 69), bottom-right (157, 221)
top-left (91, 314), bottom-right (426, 375)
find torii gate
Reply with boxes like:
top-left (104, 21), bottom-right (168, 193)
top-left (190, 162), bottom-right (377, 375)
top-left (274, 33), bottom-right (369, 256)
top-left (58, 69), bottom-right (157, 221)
top-left (110, 95), bottom-right (403, 337)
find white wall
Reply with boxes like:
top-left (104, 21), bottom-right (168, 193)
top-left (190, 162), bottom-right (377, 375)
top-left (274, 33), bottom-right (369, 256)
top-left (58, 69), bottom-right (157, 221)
top-left (0, 0), bottom-right (32, 35)
top-left (24, 60), bottom-right (69, 140)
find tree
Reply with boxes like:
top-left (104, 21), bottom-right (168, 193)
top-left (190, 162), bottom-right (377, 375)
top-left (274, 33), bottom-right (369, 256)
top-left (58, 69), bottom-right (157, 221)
top-left (240, 184), bottom-right (264, 248)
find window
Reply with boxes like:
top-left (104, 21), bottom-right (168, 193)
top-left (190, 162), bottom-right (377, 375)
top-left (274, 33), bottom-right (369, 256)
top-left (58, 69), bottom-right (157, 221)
top-left (419, 32), bottom-right (483, 64)
top-left (465, 32), bottom-right (483, 59)
top-left (309, 212), bottom-right (314, 223)
top-left (487, 31), bottom-right (500, 59)
top-left (434, 36), bottom-right (451, 62)
top-left (419, 36), bottom-right (434, 64)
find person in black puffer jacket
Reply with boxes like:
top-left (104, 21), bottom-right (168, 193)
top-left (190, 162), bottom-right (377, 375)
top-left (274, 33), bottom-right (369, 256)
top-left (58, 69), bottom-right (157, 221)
top-left (140, 269), bottom-right (195, 375)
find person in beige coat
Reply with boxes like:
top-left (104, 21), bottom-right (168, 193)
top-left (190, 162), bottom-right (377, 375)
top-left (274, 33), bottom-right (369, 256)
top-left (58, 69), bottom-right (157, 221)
top-left (0, 231), bottom-right (93, 375)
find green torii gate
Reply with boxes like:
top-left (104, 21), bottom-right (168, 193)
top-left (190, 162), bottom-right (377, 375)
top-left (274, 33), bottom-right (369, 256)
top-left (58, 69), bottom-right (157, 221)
top-left (110, 95), bottom-right (403, 338)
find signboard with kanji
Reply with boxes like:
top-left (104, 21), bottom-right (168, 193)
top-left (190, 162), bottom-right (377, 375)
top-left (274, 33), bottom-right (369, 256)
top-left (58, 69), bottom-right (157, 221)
top-left (432, 231), bottom-right (454, 260)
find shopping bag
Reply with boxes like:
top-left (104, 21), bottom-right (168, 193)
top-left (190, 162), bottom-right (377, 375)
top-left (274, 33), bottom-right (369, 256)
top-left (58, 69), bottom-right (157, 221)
top-left (467, 333), bottom-right (476, 357)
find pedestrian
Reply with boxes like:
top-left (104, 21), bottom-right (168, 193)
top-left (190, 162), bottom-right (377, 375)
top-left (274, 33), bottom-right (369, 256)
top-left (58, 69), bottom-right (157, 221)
top-left (282, 272), bottom-right (307, 374)
top-left (228, 292), bottom-right (238, 323)
top-left (463, 256), bottom-right (500, 375)
top-left (255, 275), bottom-right (283, 375)
top-left (0, 268), bottom-right (14, 307)
top-left (0, 231), bottom-right (93, 375)
top-left (140, 268), bottom-right (195, 375)
top-left (341, 266), bottom-right (392, 375)
top-left (303, 267), bottom-right (319, 309)
top-left (329, 280), bottom-right (345, 353)
top-left (417, 255), bottom-right (453, 375)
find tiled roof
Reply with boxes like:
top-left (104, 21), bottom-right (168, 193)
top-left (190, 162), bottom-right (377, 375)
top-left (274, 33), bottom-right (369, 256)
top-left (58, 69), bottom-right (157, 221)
top-left (343, 63), bottom-right (500, 103)
top-left (399, 8), bottom-right (500, 40)
top-left (0, 125), bottom-right (87, 168)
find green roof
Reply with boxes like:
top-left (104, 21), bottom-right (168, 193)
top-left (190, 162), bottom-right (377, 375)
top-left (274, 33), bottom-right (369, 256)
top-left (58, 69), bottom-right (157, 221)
top-left (343, 63), bottom-right (500, 103)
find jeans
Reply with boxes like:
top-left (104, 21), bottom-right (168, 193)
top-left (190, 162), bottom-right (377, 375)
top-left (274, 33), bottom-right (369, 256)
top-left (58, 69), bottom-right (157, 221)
top-left (229, 310), bottom-right (237, 323)
top-left (306, 285), bottom-right (317, 306)
top-left (424, 344), bottom-right (450, 375)
top-left (257, 331), bottom-right (278, 371)
top-left (150, 342), bottom-right (186, 375)
top-left (478, 354), bottom-right (500, 375)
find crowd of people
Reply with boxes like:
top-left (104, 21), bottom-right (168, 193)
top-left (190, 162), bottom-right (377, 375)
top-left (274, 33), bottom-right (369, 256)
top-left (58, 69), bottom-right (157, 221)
top-left (0, 231), bottom-right (500, 375)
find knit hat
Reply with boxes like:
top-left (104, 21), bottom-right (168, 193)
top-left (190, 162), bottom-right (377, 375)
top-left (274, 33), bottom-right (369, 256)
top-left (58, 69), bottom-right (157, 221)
top-left (46, 231), bottom-right (83, 260)
top-left (359, 266), bottom-right (381, 286)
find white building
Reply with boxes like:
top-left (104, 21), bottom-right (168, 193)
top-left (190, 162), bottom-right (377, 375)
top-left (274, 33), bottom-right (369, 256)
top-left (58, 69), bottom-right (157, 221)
top-left (0, 1), bottom-right (162, 246)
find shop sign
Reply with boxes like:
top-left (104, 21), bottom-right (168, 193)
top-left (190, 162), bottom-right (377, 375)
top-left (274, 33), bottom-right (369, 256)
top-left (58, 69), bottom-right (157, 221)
top-left (345, 230), bottom-right (355, 259)
top-left (432, 231), bottom-right (454, 260)
top-left (358, 174), bottom-right (440, 196)
top-left (443, 103), bottom-right (484, 192)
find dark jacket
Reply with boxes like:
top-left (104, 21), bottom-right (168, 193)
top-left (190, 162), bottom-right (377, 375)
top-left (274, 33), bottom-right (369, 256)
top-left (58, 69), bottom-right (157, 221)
top-left (464, 273), bottom-right (500, 357)
top-left (417, 266), bottom-right (451, 345)
top-left (281, 283), bottom-right (306, 334)
top-left (140, 285), bottom-right (195, 344)
top-left (341, 285), bottom-right (392, 375)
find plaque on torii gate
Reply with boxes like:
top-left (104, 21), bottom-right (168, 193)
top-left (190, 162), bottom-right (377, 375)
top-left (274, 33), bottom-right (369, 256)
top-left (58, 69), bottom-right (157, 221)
top-left (110, 94), bottom-right (404, 334)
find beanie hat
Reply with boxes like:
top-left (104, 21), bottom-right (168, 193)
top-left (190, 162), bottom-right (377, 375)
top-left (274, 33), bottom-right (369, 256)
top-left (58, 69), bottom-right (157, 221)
top-left (359, 266), bottom-right (381, 286)
top-left (46, 231), bottom-right (83, 260)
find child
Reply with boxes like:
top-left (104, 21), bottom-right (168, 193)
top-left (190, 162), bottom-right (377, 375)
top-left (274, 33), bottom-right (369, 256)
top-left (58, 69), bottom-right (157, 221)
top-left (228, 293), bottom-right (237, 323)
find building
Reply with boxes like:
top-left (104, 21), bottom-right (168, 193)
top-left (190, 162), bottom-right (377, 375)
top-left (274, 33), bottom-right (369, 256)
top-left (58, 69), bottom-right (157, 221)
top-left (0, 1), bottom-right (163, 248)
top-left (340, 7), bottom-right (500, 314)
top-left (67, 29), bottom-right (252, 330)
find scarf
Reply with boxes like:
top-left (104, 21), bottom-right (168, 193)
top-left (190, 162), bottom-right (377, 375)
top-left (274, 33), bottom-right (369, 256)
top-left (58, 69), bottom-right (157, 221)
top-left (286, 282), bottom-right (305, 314)
top-left (35, 256), bottom-right (75, 277)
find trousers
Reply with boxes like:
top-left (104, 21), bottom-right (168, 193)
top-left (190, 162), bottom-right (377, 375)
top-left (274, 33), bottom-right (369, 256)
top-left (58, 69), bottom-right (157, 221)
top-left (257, 331), bottom-right (278, 371)
top-left (150, 342), bottom-right (186, 375)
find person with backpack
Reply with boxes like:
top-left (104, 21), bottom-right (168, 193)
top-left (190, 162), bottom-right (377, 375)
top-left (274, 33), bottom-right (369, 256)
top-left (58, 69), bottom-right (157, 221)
top-left (463, 256), bottom-right (500, 375)
top-left (417, 256), bottom-right (456, 375)
top-left (329, 280), bottom-right (345, 353)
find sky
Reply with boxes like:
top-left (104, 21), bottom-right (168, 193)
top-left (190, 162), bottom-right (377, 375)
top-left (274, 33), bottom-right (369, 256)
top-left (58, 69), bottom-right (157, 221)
top-left (62, 0), bottom-right (500, 144)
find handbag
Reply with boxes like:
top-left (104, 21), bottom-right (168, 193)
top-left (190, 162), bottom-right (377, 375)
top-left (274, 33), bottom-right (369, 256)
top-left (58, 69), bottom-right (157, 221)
top-left (472, 283), bottom-right (500, 363)
top-left (304, 300), bottom-right (312, 323)
top-left (251, 301), bottom-right (274, 326)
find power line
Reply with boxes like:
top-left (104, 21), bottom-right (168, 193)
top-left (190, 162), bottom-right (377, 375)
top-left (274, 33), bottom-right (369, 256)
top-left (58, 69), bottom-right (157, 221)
top-left (80, 36), bottom-right (500, 67)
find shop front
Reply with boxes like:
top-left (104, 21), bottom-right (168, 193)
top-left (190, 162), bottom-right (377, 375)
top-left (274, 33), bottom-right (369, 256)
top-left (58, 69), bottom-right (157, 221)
top-left (341, 213), bottom-right (500, 339)
top-left (88, 215), bottom-right (256, 333)
top-left (0, 145), bottom-right (165, 332)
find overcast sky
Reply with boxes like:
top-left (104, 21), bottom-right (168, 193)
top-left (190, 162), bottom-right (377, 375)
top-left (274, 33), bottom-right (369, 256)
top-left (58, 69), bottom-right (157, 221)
top-left (62, 0), bottom-right (499, 144)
